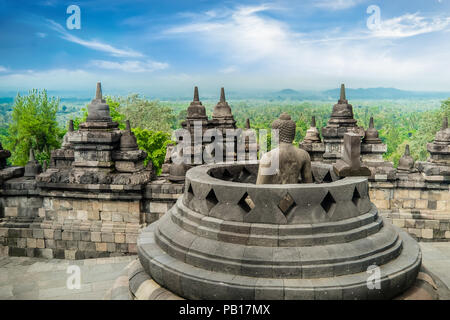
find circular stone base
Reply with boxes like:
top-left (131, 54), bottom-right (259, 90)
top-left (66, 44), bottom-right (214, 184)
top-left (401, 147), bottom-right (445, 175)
top-left (137, 221), bottom-right (421, 300)
top-left (108, 258), bottom-right (449, 300)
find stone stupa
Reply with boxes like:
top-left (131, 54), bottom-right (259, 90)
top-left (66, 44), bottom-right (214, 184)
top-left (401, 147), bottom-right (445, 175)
top-left (299, 116), bottom-right (325, 161)
top-left (417, 117), bottom-right (450, 181)
top-left (38, 82), bottom-right (151, 185)
top-left (322, 84), bottom-right (365, 162)
top-left (361, 117), bottom-right (395, 180)
top-left (211, 87), bottom-right (236, 130)
top-left (136, 113), bottom-right (421, 300)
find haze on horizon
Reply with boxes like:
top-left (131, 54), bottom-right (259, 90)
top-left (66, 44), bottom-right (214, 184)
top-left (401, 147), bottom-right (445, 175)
top-left (0, 0), bottom-right (449, 97)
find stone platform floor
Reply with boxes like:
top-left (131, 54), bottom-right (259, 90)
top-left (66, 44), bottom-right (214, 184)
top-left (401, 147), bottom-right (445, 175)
top-left (419, 242), bottom-right (450, 290)
top-left (0, 242), bottom-right (449, 300)
top-left (0, 255), bottom-right (136, 300)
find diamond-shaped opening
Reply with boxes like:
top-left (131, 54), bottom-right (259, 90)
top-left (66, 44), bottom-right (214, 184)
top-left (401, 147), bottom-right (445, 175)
top-left (322, 171), bottom-right (333, 183)
top-left (238, 192), bottom-right (254, 213)
top-left (278, 193), bottom-right (296, 216)
top-left (187, 183), bottom-right (194, 199)
top-left (352, 187), bottom-right (361, 207)
top-left (320, 191), bottom-right (336, 214)
top-left (222, 169), bottom-right (234, 181)
top-left (184, 183), bottom-right (195, 205)
top-left (205, 189), bottom-right (219, 207)
top-left (210, 168), bottom-right (223, 179)
top-left (238, 167), bottom-right (252, 182)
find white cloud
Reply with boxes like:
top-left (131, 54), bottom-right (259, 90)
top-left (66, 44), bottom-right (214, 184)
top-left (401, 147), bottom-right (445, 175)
top-left (165, 5), bottom-right (298, 64)
top-left (36, 32), bottom-right (47, 38)
top-left (0, 69), bottom-right (97, 92)
top-left (372, 13), bottom-right (450, 38)
top-left (0, 66), bottom-right (8, 72)
top-left (161, 5), bottom-right (450, 91)
top-left (39, 0), bottom-right (57, 6)
top-left (313, 0), bottom-right (365, 10)
top-left (91, 60), bottom-right (169, 72)
top-left (220, 66), bottom-right (238, 74)
top-left (298, 12), bottom-right (450, 43)
top-left (47, 20), bottom-right (143, 58)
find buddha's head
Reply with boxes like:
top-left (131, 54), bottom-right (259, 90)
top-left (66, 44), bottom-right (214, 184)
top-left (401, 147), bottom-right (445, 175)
top-left (272, 112), bottom-right (296, 144)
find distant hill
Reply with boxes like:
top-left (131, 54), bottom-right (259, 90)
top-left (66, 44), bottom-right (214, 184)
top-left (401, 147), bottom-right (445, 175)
top-left (322, 87), bottom-right (450, 100)
top-left (267, 87), bottom-right (450, 101)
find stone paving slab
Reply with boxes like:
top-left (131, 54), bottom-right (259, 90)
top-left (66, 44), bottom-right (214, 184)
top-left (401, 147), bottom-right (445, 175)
top-left (0, 255), bottom-right (136, 300)
top-left (419, 243), bottom-right (450, 291)
top-left (0, 243), bottom-right (449, 300)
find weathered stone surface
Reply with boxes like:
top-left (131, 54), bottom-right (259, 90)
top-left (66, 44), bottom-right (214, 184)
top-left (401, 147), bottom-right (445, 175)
top-left (24, 149), bottom-right (42, 178)
top-left (333, 133), bottom-right (371, 177)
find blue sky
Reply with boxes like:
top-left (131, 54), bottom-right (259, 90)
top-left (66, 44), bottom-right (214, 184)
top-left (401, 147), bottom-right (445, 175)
top-left (0, 0), bottom-right (449, 97)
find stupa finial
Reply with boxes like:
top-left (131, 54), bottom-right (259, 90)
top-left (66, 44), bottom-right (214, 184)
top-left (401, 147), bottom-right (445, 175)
top-left (442, 117), bottom-right (448, 130)
top-left (193, 86), bottom-right (199, 102)
top-left (311, 116), bottom-right (316, 127)
top-left (29, 148), bottom-right (35, 161)
top-left (339, 83), bottom-right (346, 102)
top-left (404, 144), bottom-right (410, 156)
top-left (68, 120), bottom-right (74, 132)
top-left (96, 82), bottom-right (102, 100)
top-left (126, 120), bottom-right (131, 131)
top-left (245, 118), bottom-right (250, 129)
top-left (369, 116), bottom-right (374, 129)
top-left (220, 87), bottom-right (226, 103)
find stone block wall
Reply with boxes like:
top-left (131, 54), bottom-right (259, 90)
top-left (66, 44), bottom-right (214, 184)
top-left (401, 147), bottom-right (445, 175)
top-left (1, 196), bottom-right (42, 218)
top-left (143, 179), bottom-right (184, 225)
top-left (1, 196), bottom-right (141, 259)
top-left (369, 180), bottom-right (450, 241)
top-left (4, 170), bottom-right (448, 259)
top-left (0, 177), bottom-right (41, 219)
top-left (0, 176), bottom-right (184, 259)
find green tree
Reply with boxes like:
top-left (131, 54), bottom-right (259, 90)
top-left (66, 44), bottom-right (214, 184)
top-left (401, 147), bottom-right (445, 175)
top-left (115, 94), bottom-right (175, 132)
top-left (132, 128), bottom-right (173, 174)
top-left (400, 98), bottom-right (450, 163)
top-left (6, 89), bottom-right (62, 165)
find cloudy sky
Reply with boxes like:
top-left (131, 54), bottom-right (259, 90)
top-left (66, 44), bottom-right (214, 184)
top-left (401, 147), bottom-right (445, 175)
top-left (0, 0), bottom-right (449, 97)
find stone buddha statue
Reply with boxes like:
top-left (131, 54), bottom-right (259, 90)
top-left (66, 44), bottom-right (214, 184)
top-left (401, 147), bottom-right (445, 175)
top-left (256, 113), bottom-right (313, 184)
